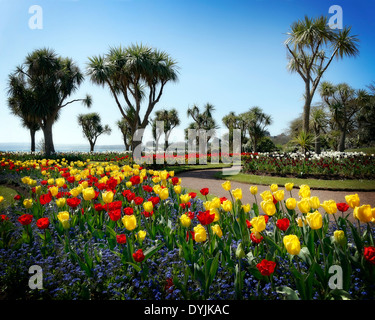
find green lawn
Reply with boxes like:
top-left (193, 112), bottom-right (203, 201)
top-left (0, 185), bottom-right (18, 211)
top-left (215, 171), bottom-right (375, 191)
top-left (156, 163), bottom-right (232, 174)
top-left (345, 147), bottom-right (375, 155)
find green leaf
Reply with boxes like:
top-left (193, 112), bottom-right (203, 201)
top-left (276, 286), bottom-right (300, 300)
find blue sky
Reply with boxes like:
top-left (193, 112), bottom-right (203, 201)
top-left (0, 0), bottom-right (374, 147)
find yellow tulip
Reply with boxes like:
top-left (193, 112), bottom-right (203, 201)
top-left (221, 199), bottom-right (233, 212)
top-left (250, 215), bottom-right (266, 233)
top-left (211, 224), bottom-right (223, 238)
top-left (270, 184), bottom-right (278, 193)
top-left (47, 178), bottom-right (55, 185)
top-left (136, 230), bottom-right (147, 241)
top-left (57, 211), bottom-right (70, 229)
top-left (179, 214), bottom-right (191, 227)
top-left (56, 198), bottom-right (66, 208)
top-left (306, 210), bottom-right (323, 230)
top-left (260, 190), bottom-right (273, 202)
top-left (69, 188), bottom-right (80, 198)
top-left (102, 191), bottom-right (114, 204)
top-left (193, 224), bottom-right (207, 242)
top-left (23, 198), bottom-right (33, 209)
top-left (260, 199), bottom-right (276, 216)
top-left (232, 188), bottom-right (242, 201)
top-left (320, 200), bottom-right (337, 215)
top-left (309, 196), bottom-right (320, 210)
top-left (180, 194), bottom-right (191, 204)
top-left (296, 216), bottom-right (305, 227)
top-left (242, 203), bottom-right (251, 213)
top-left (345, 194), bottom-right (360, 208)
top-left (250, 186), bottom-right (258, 195)
top-left (298, 185), bottom-right (311, 199)
top-left (174, 185), bottom-right (182, 195)
top-left (159, 188), bottom-right (169, 200)
top-left (297, 198), bottom-right (311, 214)
top-left (334, 230), bottom-right (346, 246)
top-left (285, 198), bottom-right (297, 210)
top-left (210, 197), bottom-right (221, 209)
top-left (143, 201), bottom-right (154, 213)
top-left (126, 181), bottom-right (132, 188)
top-left (285, 183), bottom-right (294, 192)
top-left (55, 178), bottom-right (65, 188)
top-left (122, 215), bottom-right (137, 231)
top-left (273, 190), bottom-right (285, 202)
top-left (82, 187), bottom-right (96, 201)
top-left (0, 196), bottom-right (4, 203)
top-left (211, 208), bottom-right (220, 222)
top-left (283, 235), bottom-right (301, 255)
top-left (221, 181), bottom-right (231, 191)
top-left (49, 186), bottom-right (59, 197)
top-left (354, 205), bottom-right (372, 223)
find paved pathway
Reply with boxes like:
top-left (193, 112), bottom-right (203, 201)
top-left (177, 168), bottom-right (375, 222)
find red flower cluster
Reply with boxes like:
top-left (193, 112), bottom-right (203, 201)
top-left (108, 209), bottom-right (122, 222)
top-left (337, 202), bottom-right (349, 213)
top-left (39, 193), bottom-right (52, 205)
top-left (133, 249), bottom-right (145, 263)
top-left (364, 246), bottom-right (375, 265)
top-left (67, 197), bottom-right (81, 209)
top-left (36, 217), bottom-right (50, 230)
top-left (116, 234), bottom-right (127, 244)
top-left (276, 218), bottom-right (290, 231)
top-left (18, 214), bottom-right (33, 226)
top-left (256, 259), bottom-right (276, 276)
top-left (200, 188), bottom-right (209, 196)
top-left (197, 210), bottom-right (215, 225)
top-left (250, 232), bottom-right (263, 244)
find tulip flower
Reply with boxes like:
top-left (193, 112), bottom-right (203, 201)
top-left (122, 215), bottom-right (137, 231)
top-left (298, 185), bottom-right (311, 199)
top-left (285, 198), bottom-right (297, 210)
top-left (221, 200), bottom-right (233, 212)
top-left (102, 191), bottom-right (114, 204)
top-left (270, 184), bottom-right (278, 193)
top-left (250, 186), bottom-right (258, 195)
top-left (283, 234), bottom-right (301, 255)
top-left (345, 194), bottom-right (360, 208)
top-left (306, 210), bottom-right (323, 230)
top-left (23, 198), bottom-right (33, 209)
top-left (180, 194), bottom-right (191, 204)
top-left (297, 198), bottom-right (311, 214)
top-left (309, 196), bottom-right (320, 210)
top-left (250, 215), bottom-right (266, 233)
top-left (232, 188), bottom-right (242, 201)
top-left (57, 211), bottom-right (70, 229)
top-left (273, 190), bottom-right (284, 202)
top-left (159, 188), bottom-right (169, 200)
top-left (285, 183), bottom-right (294, 192)
top-left (143, 201), bottom-right (154, 213)
top-left (179, 214), bottom-right (192, 227)
top-left (193, 224), bottom-right (207, 242)
top-left (211, 224), bottom-right (223, 238)
top-left (221, 181), bottom-right (231, 191)
top-left (354, 205), bottom-right (373, 223)
top-left (197, 210), bottom-right (215, 225)
top-left (260, 199), bottom-right (276, 216)
top-left (82, 187), bottom-right (96, 201)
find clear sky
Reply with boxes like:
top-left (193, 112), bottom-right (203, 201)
top-left (0, 0), bottom-right (374, 148)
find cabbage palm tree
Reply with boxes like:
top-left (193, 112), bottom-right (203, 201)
top-left (87, 44), bottom-right (178, 155)
top-left (78, 113), bottom-right (111, 152)
top-left (242, 106), bottom-right (272, 153)
top-left (7, 85), bottom-right (40, 152)
top-left (319, 81), bottom-right (369, 151)
top-left (151, 108), bottom-right (180, 150)
top-left (285, 15), bottom-right (360, 133)
top-left (7, 48), bottom-right (92, 156)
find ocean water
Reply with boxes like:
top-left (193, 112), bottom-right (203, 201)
top-left (0, 142), bottom-right (127, 153)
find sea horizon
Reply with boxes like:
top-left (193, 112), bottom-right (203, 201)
top-left (0, 142), bottom-right (128, 153)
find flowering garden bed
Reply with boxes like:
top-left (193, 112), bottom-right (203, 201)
top-left (0, 156), bottom-right (375, 300)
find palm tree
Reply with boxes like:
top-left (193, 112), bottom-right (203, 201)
top-left (151, 108), bottom-right (180, 150)
top-left (291, 130), bottom-right (314, 155)
top-left (116, 119), bottom-right (132, 151)
top-left (285, 15), bottom-right (360, 133)
top-left (319, 81), bottom-right (369, 151)
top-left (242, 106), bottom-right (272, 153)
top-left (7, 88), bottom-right (40, 152)
top-left (87, 44), bottom-right (179, 154)
top-left (186, 103), bottom-right (219, 152)
top-left (77, 113), bottom-right (111, 152)
top-left (7, 48), bottom-right (92, 156)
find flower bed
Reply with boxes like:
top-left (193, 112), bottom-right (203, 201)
top-left (0, 157), bottom-right (375, 300)
top-left (241, 151), bottom-right (375, 180)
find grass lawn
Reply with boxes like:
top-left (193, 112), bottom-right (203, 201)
top-left (214, 171), bottom-right (375, 191)
top-left (345, 147), bottom-right (375, 155)
top-left (0, 185), bottom-right (18, 210)
top-left (156, 163), bottom-right (232, 174)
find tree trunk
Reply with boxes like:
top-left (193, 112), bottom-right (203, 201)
top-left (30, 128), bottom-right (36, 152)
top-left (303, 84), bottom-right (312, 133)
top-left (42, 120), bottom-right (55, 157)
top-left (90, 141), bottom-right (95, 152)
